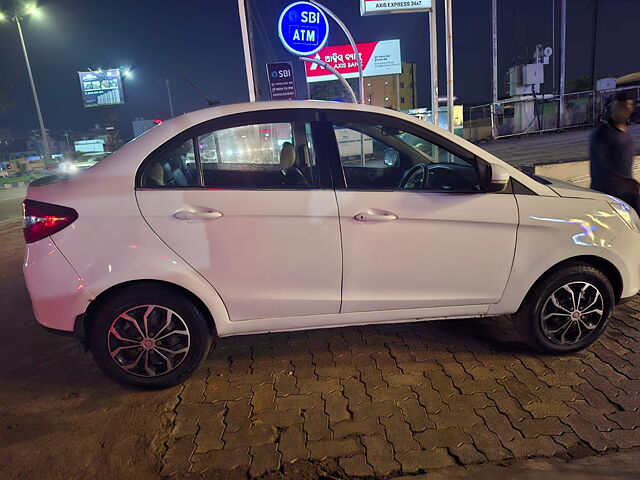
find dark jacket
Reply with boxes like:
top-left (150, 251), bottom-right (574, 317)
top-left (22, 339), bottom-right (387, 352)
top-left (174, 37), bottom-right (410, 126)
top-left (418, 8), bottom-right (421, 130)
top-left (589, 120), bottom-right (637, 198)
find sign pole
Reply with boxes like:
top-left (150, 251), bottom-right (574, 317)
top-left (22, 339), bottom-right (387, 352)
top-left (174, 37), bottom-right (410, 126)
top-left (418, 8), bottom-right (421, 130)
top-left (429, 6), bottom-right (438, 126)
top-left (559, 0), bottom-right (566, 129)
top-left (309, 1), bottom-right (365, 104)
top-left (444, 0), bottom-right (455, 133)
top-left (238, 0), bottom-right (256, 102)
top-left (491, 0), bottom-right (497, 138)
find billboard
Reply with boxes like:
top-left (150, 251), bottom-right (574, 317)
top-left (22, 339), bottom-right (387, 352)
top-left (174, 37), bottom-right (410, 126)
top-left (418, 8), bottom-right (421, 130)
top-left (361, 0), bottom-right (432, 15)
top-left (266, 62), bottom-right (297, 100)
top-left (305, 40), bottom-right (402, 83)
top-left (78, 69), bottom-right (124, 108)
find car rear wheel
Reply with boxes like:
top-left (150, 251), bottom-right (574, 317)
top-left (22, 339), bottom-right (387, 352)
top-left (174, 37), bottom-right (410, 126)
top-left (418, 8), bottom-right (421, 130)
top-left (89, 285), bottom-right (212, 389)
top-left (512, 263), bottom-right (615, 354)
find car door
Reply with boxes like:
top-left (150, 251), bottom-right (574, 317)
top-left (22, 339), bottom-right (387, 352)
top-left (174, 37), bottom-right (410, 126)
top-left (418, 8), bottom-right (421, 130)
top-left (136, 110), bottom-right (342, 321)
top-left (324, 110), bottom-right (519, 314)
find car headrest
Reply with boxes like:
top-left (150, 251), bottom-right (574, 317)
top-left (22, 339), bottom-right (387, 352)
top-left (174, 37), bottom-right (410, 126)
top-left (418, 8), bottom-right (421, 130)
top-left (279, 142), bottom-right (296, 170)
top-left (148, 162), bottom-right (165, 186)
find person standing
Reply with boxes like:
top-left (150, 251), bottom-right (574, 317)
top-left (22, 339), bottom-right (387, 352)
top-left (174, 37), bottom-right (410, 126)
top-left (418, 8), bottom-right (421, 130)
top-left (590, 90), bottom-right (640, 214)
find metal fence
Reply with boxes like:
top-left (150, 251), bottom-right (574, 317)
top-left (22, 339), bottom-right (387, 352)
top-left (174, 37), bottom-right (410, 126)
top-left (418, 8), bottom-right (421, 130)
top-left (464, 86), bottom-right (640, 142)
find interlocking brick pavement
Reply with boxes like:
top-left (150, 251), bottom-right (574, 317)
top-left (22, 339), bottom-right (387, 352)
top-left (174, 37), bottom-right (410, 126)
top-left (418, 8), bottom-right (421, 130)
top-left (161, 296), bottom-right (640, 478)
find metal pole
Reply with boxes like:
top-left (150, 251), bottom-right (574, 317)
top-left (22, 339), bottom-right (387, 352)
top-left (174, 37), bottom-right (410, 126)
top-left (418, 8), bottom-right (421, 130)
top-left (590, 0), bottom-right (599, 124)
top-left (559, 0), bottom-right (566, 129)
top-left (245, 0), bottom-right (260, 100)
top-left (309, 1), bottom-right (365, 104)
top-left (491, 0), bottom-right (498, 138)
top-left (444, 0), bottom-right (455, 133)
top-left (165, 78), bottom-right (175, 118)
top-left (552, 0), bottom-right (556, 93)
top-left (15, 15), bottom-right (52, 162)
top-left (299, 57), bottom-right (358, 104)
top-left (429, 6), bottom-right (439, 126)
top-left (238, 0), bottom-right (256, 102)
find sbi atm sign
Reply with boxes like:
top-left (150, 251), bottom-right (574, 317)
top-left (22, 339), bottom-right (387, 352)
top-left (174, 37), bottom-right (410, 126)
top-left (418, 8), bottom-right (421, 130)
top-left (278, 2), bottom-right (330, 56)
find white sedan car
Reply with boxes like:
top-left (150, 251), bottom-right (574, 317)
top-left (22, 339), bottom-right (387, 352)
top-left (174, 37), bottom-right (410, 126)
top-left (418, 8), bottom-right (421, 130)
top-left (23, 101), bottom-right (640, 389)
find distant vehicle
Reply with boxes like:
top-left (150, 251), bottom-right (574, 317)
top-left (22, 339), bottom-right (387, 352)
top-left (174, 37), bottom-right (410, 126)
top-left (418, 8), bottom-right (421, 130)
top-left (57, 153), bottom-right (109, 174)
top-left (22, 101), bottom-right (640, 389)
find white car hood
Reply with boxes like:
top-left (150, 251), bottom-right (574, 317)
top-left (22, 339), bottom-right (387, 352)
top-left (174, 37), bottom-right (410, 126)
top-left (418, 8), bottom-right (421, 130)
top-left (537, 176), bottom-right (610, 201)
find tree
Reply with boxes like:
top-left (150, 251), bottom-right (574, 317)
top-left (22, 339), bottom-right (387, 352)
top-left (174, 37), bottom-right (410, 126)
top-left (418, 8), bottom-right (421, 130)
top-left (309, 78), bottom-right (359, 102)
top-left (567, 75), bottom-right (592, 93)
top-left (0, 83), bottom-right (13, 114)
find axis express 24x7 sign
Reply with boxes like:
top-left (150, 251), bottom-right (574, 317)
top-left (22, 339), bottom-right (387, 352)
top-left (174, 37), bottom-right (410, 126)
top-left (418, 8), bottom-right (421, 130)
top-left (360, 0), bottom-right (432, 15)
top-left (305, 40), bottom-right (402, 83)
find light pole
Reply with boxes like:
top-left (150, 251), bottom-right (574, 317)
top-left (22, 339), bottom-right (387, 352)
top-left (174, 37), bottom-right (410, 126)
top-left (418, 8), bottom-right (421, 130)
top-left (165, 79), bottom-right (175, 118)
top-left (1, 5), bottom-right (52, 162)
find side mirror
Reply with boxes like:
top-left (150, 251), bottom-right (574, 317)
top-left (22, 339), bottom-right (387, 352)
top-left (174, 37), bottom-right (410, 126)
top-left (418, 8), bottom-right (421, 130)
top-left (383, 148), bottom-right (399, 166)
top-left (488, 163), bottom-right (510, 192)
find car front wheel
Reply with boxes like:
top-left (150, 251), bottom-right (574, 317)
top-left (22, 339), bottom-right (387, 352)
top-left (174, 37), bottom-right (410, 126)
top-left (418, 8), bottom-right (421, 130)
top-left (512, 263), bottom-right (615, 354)
top-left (89, 285), bottom-right (212, 389)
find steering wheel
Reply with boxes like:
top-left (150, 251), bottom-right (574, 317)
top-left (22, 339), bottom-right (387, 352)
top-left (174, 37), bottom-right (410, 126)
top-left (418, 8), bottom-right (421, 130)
top-left (398, 163), bottom-right (429, 189)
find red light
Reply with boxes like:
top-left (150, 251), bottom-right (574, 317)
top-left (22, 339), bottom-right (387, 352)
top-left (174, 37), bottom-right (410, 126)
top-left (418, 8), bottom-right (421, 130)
top-left (153, 118), bottom-right (163, 125)
top-left (23, 200), bottom-right (78, 244)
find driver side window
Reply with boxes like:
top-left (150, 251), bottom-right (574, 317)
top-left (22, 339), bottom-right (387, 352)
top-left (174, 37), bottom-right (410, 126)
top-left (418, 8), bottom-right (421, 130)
top-left (334, 122), bottom-right (481, 192)
top-left (334, 125), bottom-right (401, 189)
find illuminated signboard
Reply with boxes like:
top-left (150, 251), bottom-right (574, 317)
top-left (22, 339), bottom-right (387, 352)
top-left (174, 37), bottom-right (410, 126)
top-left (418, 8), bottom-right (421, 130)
top-left (360, 0), bottom-right (432, 16)
top-left (305, 40), bottom-right (402, 83)
top-left (278, 2), bottom-right (329, 56)
top-left (78, 69), bottom-right (125, 108)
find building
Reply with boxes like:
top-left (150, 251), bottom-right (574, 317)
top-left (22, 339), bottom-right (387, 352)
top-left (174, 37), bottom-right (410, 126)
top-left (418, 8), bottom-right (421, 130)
top-left (364, 62), bottom-right (418, 110)
top-left (74, 139), bottom-right (106, 153)
top-left (132, 117), bottom-right (162, 138)
top-left (310, 62), bottom-right (418, 111)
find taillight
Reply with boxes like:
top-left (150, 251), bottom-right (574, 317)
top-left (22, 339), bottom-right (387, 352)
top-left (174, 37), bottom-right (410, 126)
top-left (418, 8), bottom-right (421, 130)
top-left (23, 199), bottom-right (78, 244)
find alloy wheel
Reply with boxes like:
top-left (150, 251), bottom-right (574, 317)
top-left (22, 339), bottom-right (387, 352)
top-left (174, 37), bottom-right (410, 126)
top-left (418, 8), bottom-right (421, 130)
top-left (107, 305), bottom-right (191, 377)
top-left (540, 282), bottom-right (605, 346)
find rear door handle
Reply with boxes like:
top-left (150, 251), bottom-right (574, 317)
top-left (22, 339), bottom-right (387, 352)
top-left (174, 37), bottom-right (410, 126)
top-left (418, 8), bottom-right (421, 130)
top-left (354, 210), bottom-right (398, 222)
top-left (173, 210), bottom-right (223, 220)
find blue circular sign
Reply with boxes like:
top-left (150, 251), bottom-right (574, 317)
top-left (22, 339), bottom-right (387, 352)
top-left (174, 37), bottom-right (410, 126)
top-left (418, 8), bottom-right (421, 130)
top-left (278, 2), bottom-right (329, 57)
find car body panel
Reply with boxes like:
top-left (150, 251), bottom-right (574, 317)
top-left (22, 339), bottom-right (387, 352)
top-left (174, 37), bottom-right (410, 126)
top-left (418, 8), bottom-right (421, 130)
top-left (23, 237), bottom-right (93, 331)
top-left (488, 194), bottom-right (631, 315)
top-left (136, 189), bottom-right (343, 321)
top-left (335, 190), bottom-right (519, 312)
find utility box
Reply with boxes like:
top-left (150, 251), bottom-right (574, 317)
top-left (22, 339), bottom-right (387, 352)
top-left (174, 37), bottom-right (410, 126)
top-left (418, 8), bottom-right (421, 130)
top-left (508, 64), bottom-right (543, 97)
top-left (523, 63), bottom-right (544, 86)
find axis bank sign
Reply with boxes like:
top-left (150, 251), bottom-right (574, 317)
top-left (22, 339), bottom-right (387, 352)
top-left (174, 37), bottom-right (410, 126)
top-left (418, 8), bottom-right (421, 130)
top-left (360, 0), bottom-right (432, 16)
top-left (305, 40), bottom-right (402, 83)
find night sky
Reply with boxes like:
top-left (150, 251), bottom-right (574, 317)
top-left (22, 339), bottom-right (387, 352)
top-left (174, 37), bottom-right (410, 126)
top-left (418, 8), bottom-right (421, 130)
top-left (1, 0), bottom-right (638, 138)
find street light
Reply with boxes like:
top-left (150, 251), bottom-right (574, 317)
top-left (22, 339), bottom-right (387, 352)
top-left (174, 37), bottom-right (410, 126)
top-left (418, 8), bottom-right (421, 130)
top-left (1, 4), bottom-right (52, 162)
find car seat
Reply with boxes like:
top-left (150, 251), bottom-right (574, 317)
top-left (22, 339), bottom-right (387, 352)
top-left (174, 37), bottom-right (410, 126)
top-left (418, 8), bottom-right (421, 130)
top-left (280, 142), bottom-right (309, 187)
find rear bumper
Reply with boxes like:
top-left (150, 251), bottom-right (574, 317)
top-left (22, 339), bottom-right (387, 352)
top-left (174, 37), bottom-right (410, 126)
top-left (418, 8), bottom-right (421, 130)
top-left (23, 237), bottom-right (93, 332)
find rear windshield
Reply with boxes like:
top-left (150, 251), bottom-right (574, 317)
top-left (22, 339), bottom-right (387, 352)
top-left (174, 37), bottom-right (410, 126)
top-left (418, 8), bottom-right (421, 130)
top-left (30, 174), bottom-right (72, 187)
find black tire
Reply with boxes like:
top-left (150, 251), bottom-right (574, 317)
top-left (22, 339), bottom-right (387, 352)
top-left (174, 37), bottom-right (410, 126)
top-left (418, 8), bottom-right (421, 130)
top-left (89, 284), bottom-right (212, 389)
top-left (512, 263), bottom-right (615, 354)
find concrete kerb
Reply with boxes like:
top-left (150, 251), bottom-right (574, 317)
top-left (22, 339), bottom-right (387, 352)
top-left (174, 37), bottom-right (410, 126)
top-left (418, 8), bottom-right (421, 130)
top-left (525, 155), bottom-right (640, 189)
top-left (0, 182), bottom-right (29, 190)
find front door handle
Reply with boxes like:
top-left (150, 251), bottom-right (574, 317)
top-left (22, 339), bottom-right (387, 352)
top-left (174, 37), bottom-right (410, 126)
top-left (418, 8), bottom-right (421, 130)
top-left (173, 210), bottom-right (223, 220)
top-left (354, 210), bottom-right (398, 222)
